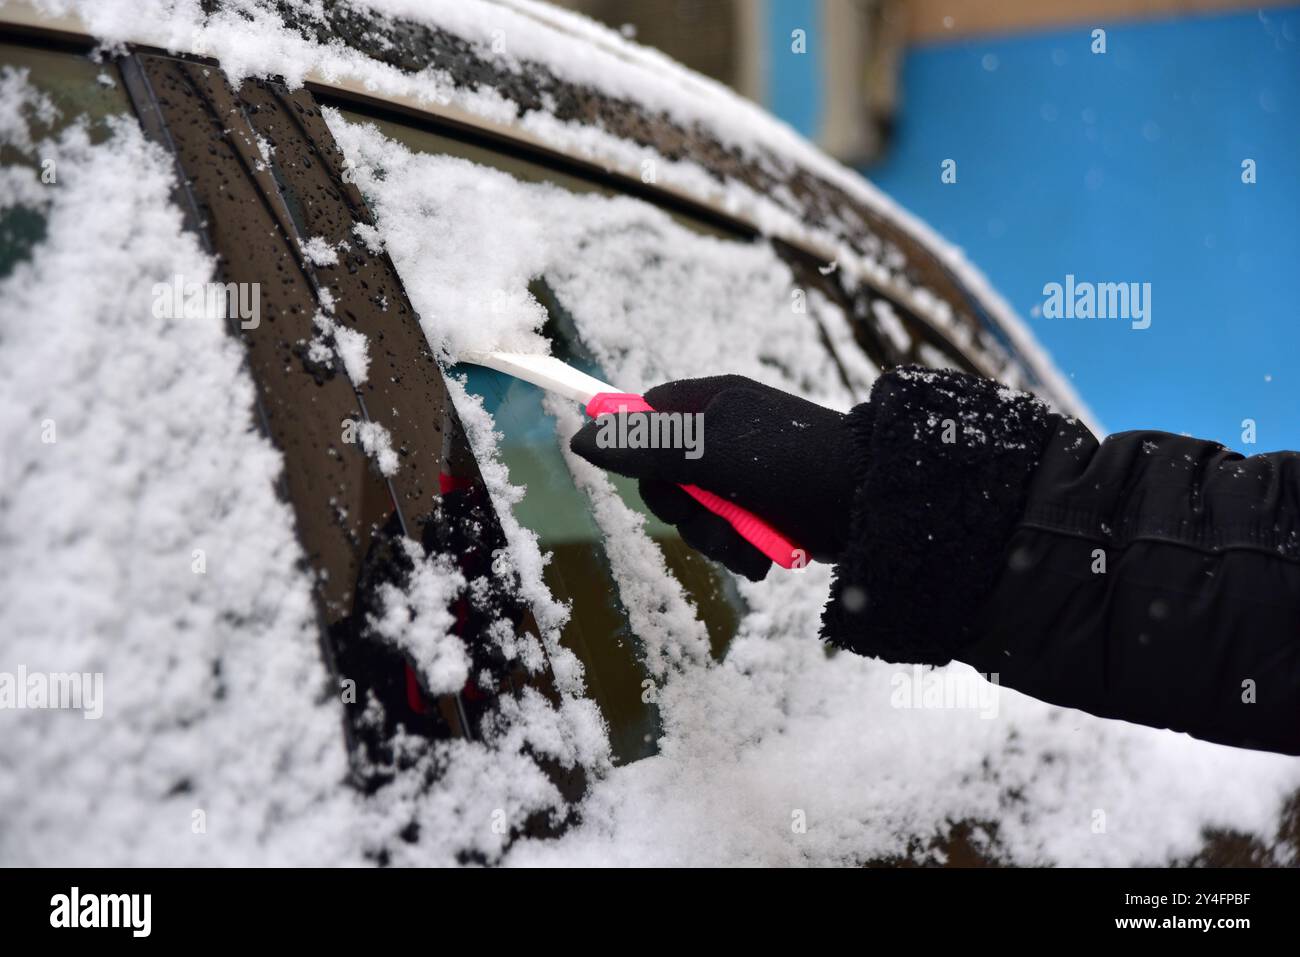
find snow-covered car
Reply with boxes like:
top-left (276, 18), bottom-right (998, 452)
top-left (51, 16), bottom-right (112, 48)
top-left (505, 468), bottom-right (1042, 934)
top-left (1, 0), bottom-right (1296, 867)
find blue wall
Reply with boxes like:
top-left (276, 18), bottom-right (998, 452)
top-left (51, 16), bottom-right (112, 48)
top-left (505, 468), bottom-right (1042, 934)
top-left (766, 0), bottom-right (822, 139)
top-left (771, 6), bottom-right (1300, 451)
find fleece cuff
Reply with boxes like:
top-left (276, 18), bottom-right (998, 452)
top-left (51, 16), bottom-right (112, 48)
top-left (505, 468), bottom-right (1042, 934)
top-left (821, 366), bottom-right (1058, 665)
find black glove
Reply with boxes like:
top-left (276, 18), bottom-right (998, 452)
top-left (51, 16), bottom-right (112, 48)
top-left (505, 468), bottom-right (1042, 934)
top-left (569, 375), bottom-right (857, 580)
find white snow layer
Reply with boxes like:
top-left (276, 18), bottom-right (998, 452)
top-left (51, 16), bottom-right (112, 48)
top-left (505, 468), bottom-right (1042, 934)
top-left (0, 94), bottom-right (356, 865)
top-left (2, 3), bottom-right (1293, 866)
top-left (0, 73), bottom-right (608, 867)
top-left (356, 419), bottom-right (398, 476)
top-left (366, 540), bottom-right (468, 696)
top-left (310, 309), bottom-right (371, 384)
top-left (322, 110), bottom-right (1300, 866)
top-left (299, 233), bottom-right (339, 267)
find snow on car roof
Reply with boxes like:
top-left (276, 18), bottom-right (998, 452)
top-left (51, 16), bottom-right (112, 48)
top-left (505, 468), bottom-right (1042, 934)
top-left (3, 0), bottom-right (1093, 425)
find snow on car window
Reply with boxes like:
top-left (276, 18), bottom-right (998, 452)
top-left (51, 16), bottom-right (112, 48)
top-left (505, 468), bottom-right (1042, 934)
top-left (325, 108), bottom-right (1300, 865)
top-left (0, 55), bottom-right (607, 869)
top-left (0, 66), bottom-right (357, 864)
top-left (325, 109), bottom-right (853, 409)
top-left (327, 107), bottom-right (843, 756)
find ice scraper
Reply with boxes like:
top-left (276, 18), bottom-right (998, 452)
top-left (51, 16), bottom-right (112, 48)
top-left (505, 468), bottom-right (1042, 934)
top-left (460, 350), bottom-right (803, 568)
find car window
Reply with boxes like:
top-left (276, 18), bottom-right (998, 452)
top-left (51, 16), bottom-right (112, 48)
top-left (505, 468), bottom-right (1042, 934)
top-left (457, 278), bottom-right (747, 759)
top-left (322, 99), bottom-right (1025, 770)
top-left (2, 47), bottom-right (602, 859)
top-left (331, 104), bottom-right (777, 764)
top-left (0, 43), bottom-right (128, 131)
top-left (103, 53), bottom-right (598, 784)
top-left (447, 279), bottom-right (747, 767)
top-left (0, 43), bottom-right (130, 280)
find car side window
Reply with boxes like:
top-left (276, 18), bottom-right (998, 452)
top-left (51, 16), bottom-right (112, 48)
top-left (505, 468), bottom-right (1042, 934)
top-left (320, 99), bottom-right (1021, 769)
top-left (327, 106), bottom-right (776, 763)
top-left (0, 43), bottom-right (130, 280)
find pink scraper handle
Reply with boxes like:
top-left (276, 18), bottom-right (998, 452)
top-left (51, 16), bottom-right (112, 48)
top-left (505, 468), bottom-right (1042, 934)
top-left (585, 392), bottom-right (803, 569)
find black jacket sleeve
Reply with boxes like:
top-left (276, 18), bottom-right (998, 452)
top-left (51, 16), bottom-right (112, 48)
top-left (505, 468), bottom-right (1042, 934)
top-left (822, 366), bottom-right (1300, 755)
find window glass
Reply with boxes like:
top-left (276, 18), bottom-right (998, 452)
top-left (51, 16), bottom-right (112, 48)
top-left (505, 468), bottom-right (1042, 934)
top-left (0, 43), bottom-right (130, 280)
top-left (0, 43), bottom-right (128, 134)
top-left (448, 282), bottom-right (745, 764)
top-left (333, 105), bottom-right (753, 764)
top-left (457, 363), bottom-right (663, 762)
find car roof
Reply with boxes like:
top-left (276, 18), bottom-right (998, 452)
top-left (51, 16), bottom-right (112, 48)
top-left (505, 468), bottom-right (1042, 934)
top-left (0, 0), bottom-right (1095, 426)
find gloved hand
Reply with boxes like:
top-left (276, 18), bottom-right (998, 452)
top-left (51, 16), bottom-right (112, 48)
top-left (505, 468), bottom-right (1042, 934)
top-left (569, 375), bottom-right (857, 580)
